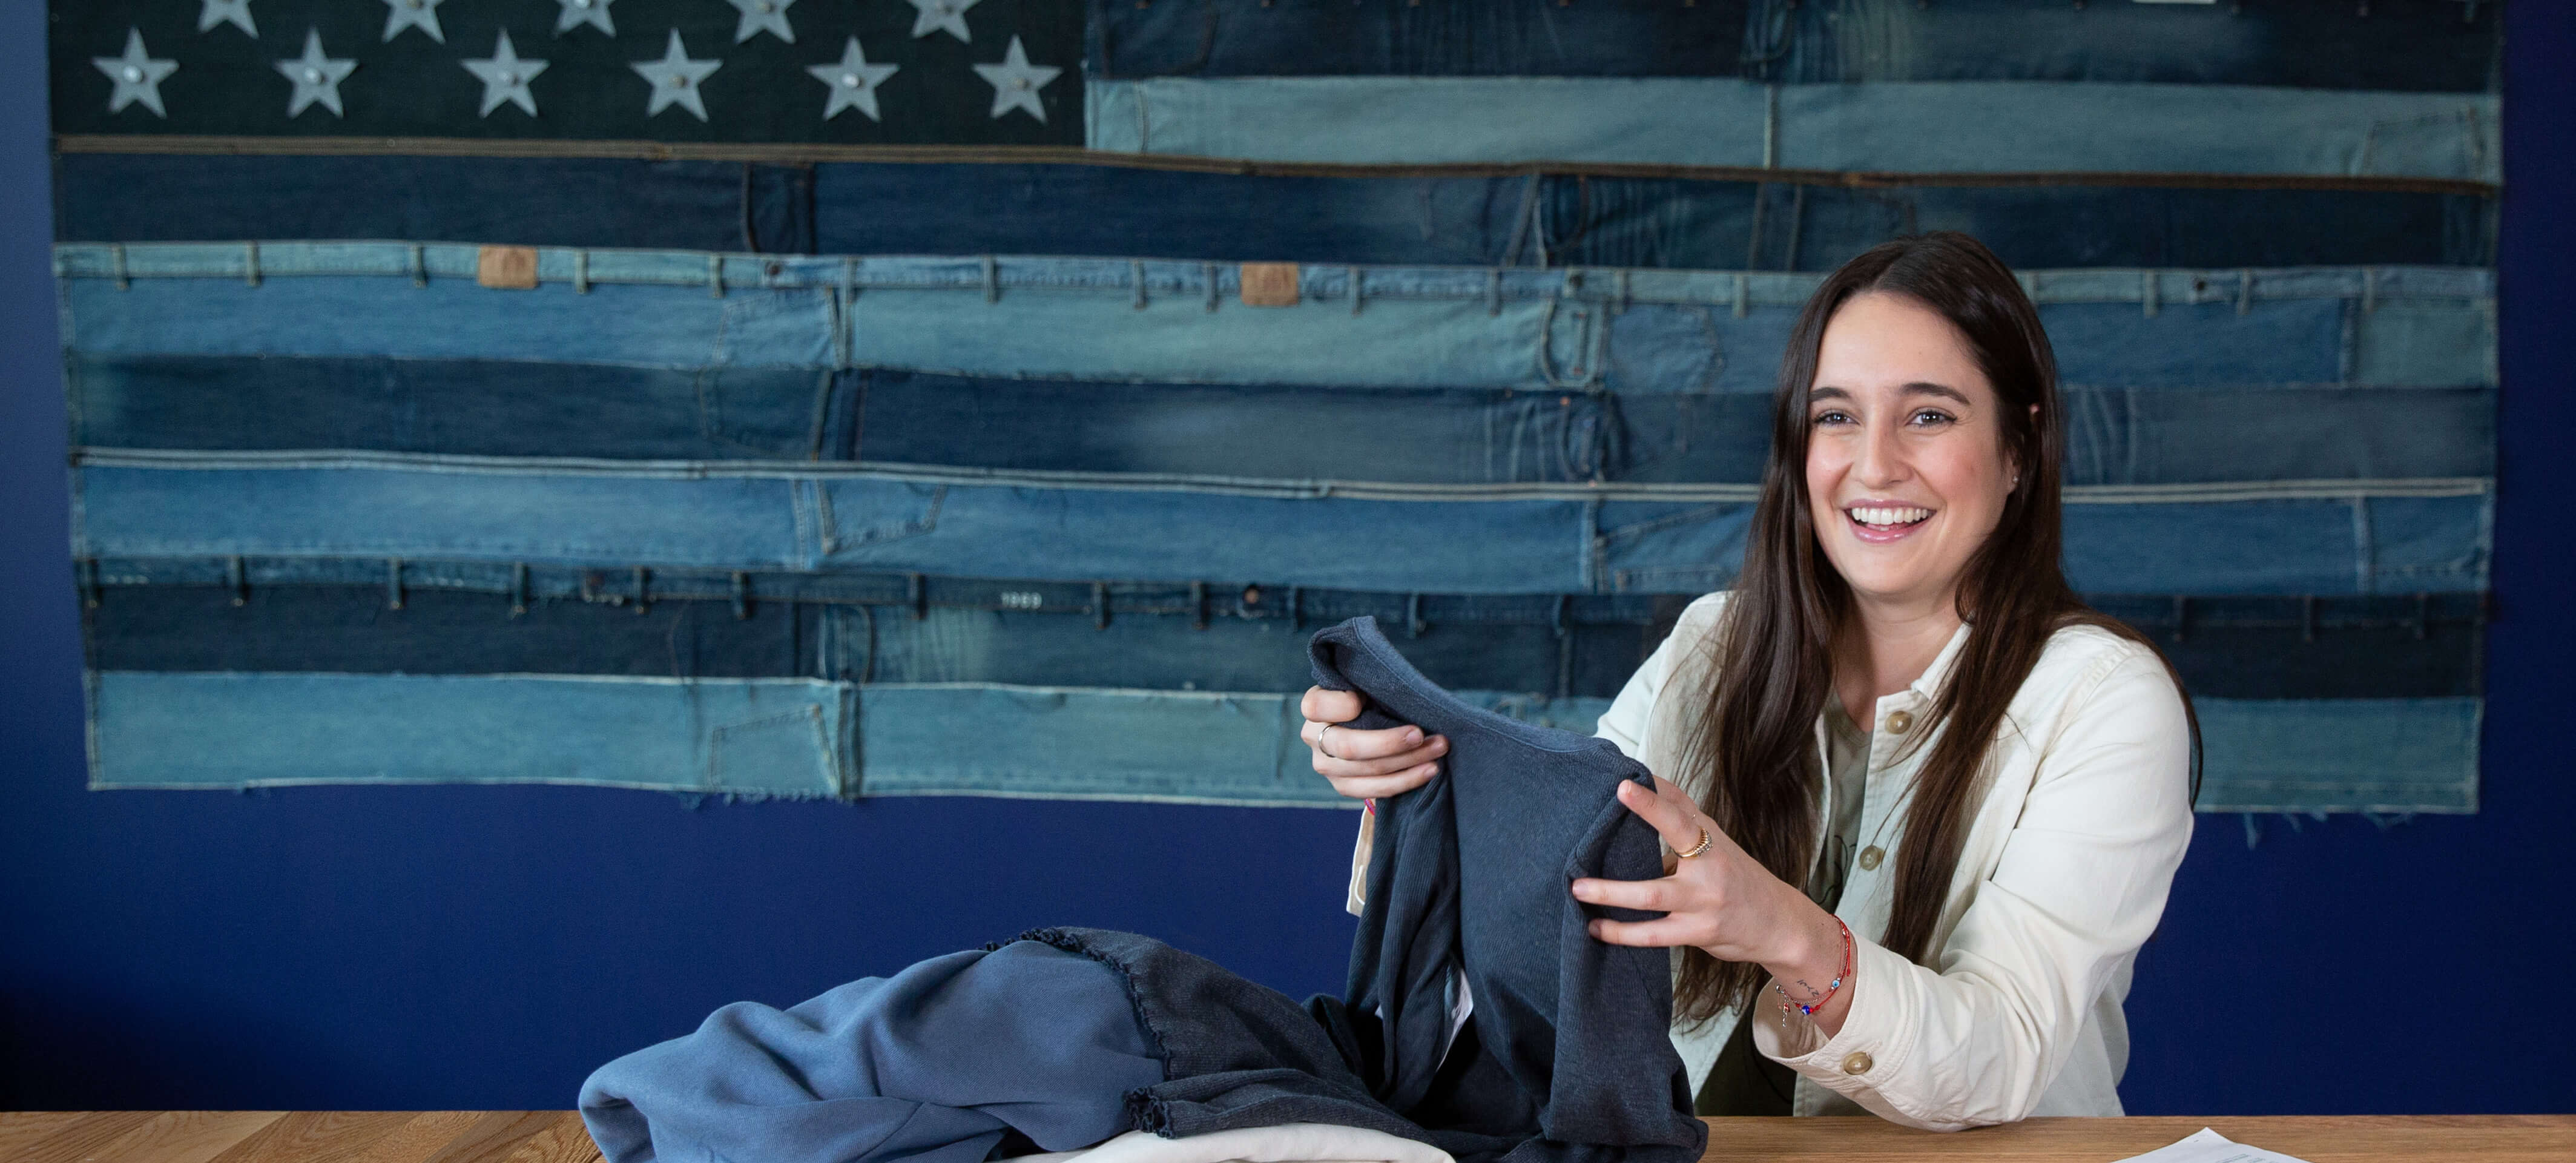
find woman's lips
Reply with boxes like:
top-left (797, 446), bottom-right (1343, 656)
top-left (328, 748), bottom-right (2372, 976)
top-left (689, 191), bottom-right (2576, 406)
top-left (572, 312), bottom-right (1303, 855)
top-left (1842, 504), bottom-right (1932, 545)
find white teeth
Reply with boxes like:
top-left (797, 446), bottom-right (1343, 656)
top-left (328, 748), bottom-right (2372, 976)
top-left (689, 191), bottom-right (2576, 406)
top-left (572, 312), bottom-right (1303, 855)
top-left (1848, 506), bottom-right (1931, 527)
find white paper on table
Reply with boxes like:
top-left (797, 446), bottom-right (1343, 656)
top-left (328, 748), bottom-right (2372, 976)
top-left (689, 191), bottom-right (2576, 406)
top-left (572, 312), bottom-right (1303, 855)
top-left (2114, 1127), bottom-right (2317, 1163)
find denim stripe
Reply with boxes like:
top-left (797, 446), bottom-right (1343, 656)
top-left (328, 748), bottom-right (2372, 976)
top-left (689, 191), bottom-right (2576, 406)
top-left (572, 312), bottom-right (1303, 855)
top-left (68, 458), bottom-right (2492, 596)
top-left (85, 668), bottom-right (2476, 813)
top-left (53, 154), bottom-right (815, 254)
top-left (57, 154), bottom-right (2499, 271)
top-left (1087, 79), bottom-right (2503, 182)
top-left (81, 580), bottom-right (2485, 702)
top-left (2193, 697), bottom-right (2480, 814)
top-left (88, 670), bottom-right (855, 796)
top-left (51, 244), bottom-right (2500, 392)
top-left (66, 355), bottom-right (2495, 486)
top-left (1090, 0), bottom-right (2499, 93)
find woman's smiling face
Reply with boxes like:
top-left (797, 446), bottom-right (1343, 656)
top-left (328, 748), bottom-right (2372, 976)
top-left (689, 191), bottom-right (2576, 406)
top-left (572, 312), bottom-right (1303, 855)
top-left (1804, 290), bottom-right (2018, 613)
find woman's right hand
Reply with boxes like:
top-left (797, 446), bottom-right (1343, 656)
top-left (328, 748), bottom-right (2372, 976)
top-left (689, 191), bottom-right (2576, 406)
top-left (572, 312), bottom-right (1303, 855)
top-left (1299, 686), bottom-right (1448, 801)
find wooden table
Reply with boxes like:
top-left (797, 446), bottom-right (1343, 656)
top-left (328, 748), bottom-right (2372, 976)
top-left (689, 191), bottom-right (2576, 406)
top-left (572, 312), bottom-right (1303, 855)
top-left (5, 1112), bottom-right (2572, 1163)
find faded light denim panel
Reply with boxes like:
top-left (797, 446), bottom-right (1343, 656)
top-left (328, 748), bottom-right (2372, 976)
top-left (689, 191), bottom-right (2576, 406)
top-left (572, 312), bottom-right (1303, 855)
top-left (48, 1), bottom-right (1085, 145)
top-left (84, 667), bottom-right (2475, 812)
top-left (52, 154), bottom-right (812, 254)
top-left (1092, 0), bottom-right (2499, 92)
top-left (1087, 78), bottom-right (2503, 182)
top-left (82, 581), bottom-right (2486, 702)
top-left (53, 245), bottom-right (2500, 394)
top-left (854, 684), bottom-right (1324, 805)
top-left (88, 671), bottom-right (854, 796)
top-left (2192, 697), bottom-right (2481, 814)
top-left (71, 460), bottom-right (2492, 596)
top-left (67, 355), bottom-right (2492, 487)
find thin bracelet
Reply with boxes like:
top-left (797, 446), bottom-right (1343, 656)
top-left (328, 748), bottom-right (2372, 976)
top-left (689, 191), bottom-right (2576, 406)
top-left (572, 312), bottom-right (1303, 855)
top-left (1771, 917), bottom-right (1854, 1020)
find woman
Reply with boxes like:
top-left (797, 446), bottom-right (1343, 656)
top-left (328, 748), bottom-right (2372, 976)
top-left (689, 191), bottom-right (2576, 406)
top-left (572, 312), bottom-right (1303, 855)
top-left (1298, 232), bottom-right (2195, 1131)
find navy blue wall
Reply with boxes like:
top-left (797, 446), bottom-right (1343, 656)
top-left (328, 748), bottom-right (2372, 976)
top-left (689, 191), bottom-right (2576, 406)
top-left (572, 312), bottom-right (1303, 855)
top-left (4, 5), bottom-right (2568, 1114)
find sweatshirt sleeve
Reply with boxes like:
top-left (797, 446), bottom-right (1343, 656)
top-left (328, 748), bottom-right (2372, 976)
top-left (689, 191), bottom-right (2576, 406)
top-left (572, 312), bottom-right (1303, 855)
top-left (1750, 646), bottom-right (2195, 1130)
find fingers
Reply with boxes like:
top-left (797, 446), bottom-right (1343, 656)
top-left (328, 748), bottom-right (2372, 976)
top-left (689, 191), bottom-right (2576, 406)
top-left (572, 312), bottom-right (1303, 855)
top-left (1300, 686), bottom-right (1366, 724)
top-left (1323, 766), bottom-right (1441, 800)
top-left (1302, 719), bottom-right (1441, 765)
top-left (1587, 915), bottom-right (1708, 949)
top-left (1568, 874), bottom-right (1677, 913)
top-left (1614, 778), bottom-right (1708, 856)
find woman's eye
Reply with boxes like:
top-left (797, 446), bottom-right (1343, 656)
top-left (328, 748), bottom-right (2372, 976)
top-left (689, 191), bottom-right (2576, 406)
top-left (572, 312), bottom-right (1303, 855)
top-left (1810, 409), bottom-right (1854, 427)
top-left (1909, 409), bottom-right (1956, 427)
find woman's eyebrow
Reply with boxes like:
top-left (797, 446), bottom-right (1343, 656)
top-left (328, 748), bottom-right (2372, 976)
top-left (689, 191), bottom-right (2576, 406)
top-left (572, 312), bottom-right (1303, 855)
top-left (1807, 385), bottom-right (1854, 402)
top-left (1902, 381), bottom-right (1973, 405)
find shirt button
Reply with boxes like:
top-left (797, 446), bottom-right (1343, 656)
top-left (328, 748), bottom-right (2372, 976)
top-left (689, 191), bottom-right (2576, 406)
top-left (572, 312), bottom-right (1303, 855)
top-left (1841, 1051), bottom-right (1874, 1076)
top-left (1857, 845), bottom-right (1883, 871)
top-left (1883, 710), bottom-right (1914, 735)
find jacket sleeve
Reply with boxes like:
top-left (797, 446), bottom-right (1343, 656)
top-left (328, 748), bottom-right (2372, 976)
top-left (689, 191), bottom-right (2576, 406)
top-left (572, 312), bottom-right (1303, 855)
top-left (1751, 646), bottom-right (2196, 1130)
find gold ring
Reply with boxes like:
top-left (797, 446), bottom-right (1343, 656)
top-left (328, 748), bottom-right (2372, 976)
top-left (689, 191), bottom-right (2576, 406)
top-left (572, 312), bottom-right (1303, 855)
top-left (1676, 826), bottom-right (1714, 860)
top-left (1317, 723), bottom-right (1340, 760)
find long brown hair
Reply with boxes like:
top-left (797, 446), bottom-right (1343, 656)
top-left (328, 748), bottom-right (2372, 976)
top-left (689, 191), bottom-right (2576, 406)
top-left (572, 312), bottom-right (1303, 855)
top-left (1672, 232), bottom-right (2198, 1024)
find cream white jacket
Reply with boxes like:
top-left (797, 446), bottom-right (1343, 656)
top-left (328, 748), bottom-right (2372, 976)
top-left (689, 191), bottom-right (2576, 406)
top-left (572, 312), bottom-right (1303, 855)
top-left (1596, 592), bottom-right (2194, 1130)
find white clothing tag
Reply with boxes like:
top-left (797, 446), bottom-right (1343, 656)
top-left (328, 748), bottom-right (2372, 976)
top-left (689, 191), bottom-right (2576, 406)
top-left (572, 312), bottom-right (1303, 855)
top-left (2115, 1128), bottom-right (2317, 1163)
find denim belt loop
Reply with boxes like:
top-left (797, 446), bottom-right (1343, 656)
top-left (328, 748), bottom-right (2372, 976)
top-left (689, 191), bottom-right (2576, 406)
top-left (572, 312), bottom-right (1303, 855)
top-left (386, 557), bottom-right (405, 611)
top-left (1204, 263), bottom-right (1220, 312)
top-left (1406, 593), bottom-right (1426, 638)
top-left (1190, 581), bottom-right (1208, 631)
top-left (1762, 82), bottom-right (1780, 169)
top-left (708, 254), bottom-right (725, 298)
top-left (572, 250), bottom-right (590, 295)
top-left (633, 565), bottom-right (651, 615)
top-left (2362, 267), bottom-right (2379, 315)
top-left (733, 571), bottom-right (753, 620)
top-left (1288, 584), bottom-right (1303, 631)
top-left (2301, 594), bottom-right (2319, 643)
top-left (982, 254), bottom-right (999, 305)
top-left (512, 562), bottom-right (530, 618)
top-left (78, 557), bottom-right (101, 610)
top-left (243, 240), bottom-right (261, 288)
top-left (1615, 269), bottom-right (1631, 316)
top-left (2142, 269), bottom-right (2159, 318)
top-left (110, 243), bottom-right (128, 291)
top-left (410, 244), bottom-right (428, 289)
top-left (1092, 581), bottom-right (1110, 630)
top-left (1486, 269), bottom-right (1502, 317)
top-left (908, 572), bottom-right (927, 619)
top-left (228, 555), bottom-right (248, 607)
top-left (1131, 260), bottom-right (1147, 310)
top-left (2238, 269), bottom-right (2255, 316)
top-left (1349, 266), bottom-right (1364, 316)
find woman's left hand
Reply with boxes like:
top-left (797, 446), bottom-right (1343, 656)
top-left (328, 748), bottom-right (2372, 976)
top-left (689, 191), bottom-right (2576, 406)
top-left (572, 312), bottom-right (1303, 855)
top-left (1570, 777), bottom-right (1852, 1032)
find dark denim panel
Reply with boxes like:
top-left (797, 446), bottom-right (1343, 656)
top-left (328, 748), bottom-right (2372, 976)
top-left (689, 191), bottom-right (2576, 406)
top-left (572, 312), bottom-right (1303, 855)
top-left (52, 154), bottom-right (813, 254)
top-left (70, 354), bottom-right (2491, 487)
top-left (1758, 0), bottom-right (2499, 91)
top-left (84, 570), bottom-right (2486, 702)
top-left (1088, 0), bottom-right (1747, 79)
top-left (815, 163), bottom-right (1526, 265)
top-left (56, 154), bottom-right (2492, 270)
top-left (68, 355), bottom-right (841, 461)
top-left (1093, 0), bottom-right (2497, 92)
top-left (51, 0), bottom-right (1084, 144)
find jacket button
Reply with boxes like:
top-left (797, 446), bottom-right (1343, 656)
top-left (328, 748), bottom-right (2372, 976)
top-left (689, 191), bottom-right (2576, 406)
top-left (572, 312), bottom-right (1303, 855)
top-left (1883, 710), bottom-right (1914, 735)
top-left (1857, 845), bottom-right (1883, 871)
top-left (1841, 1051), bottom-right (1874, 1076)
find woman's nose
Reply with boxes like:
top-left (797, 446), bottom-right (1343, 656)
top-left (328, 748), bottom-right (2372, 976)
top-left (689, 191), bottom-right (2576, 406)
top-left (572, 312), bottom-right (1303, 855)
top-left (1852, 418), bottom-right (1908, 486)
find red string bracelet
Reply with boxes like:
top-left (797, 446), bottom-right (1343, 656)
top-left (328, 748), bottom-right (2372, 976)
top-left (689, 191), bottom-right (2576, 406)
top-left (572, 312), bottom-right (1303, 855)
top-left (1772, 917), bottom-right (1854, 1020)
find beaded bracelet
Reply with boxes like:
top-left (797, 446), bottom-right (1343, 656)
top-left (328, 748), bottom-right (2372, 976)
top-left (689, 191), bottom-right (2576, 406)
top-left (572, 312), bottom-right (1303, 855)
top-left (1772, 917), bottom-right (1854, 1020)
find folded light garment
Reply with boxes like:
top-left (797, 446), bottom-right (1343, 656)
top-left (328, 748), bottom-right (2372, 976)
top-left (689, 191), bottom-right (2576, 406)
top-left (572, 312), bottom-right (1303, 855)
top-left (579, 618), bottom-right (1702, 1163)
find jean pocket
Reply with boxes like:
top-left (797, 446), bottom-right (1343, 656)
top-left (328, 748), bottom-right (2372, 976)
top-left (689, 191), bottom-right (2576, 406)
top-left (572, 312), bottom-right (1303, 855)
top-left (814, 481), bottom-right (945, 556)
top-left (697, 368), bottom-right (836, 458)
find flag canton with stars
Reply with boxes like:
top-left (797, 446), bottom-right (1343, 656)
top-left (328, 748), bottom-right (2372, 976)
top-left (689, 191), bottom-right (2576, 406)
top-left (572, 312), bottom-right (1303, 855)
top-left (48, 0), bottom-right (1081, 144)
